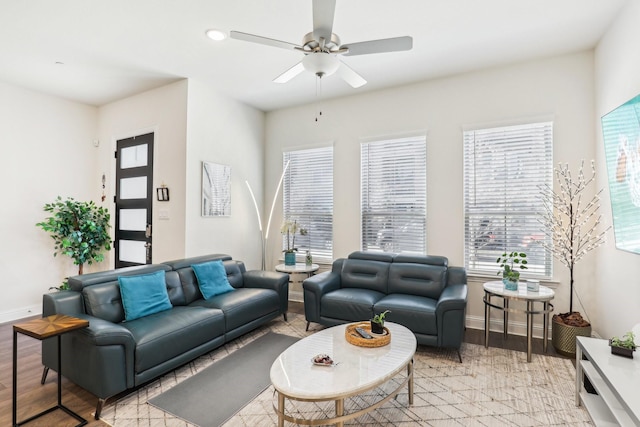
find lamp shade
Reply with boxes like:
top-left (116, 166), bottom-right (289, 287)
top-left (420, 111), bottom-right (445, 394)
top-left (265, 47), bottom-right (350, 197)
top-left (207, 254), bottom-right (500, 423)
top-left (302, 53), bottom-right (339, 77)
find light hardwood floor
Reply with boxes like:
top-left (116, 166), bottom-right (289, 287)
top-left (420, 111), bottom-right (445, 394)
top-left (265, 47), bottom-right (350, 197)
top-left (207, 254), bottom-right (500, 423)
top-left (0, 301), bottom-right (566, 426)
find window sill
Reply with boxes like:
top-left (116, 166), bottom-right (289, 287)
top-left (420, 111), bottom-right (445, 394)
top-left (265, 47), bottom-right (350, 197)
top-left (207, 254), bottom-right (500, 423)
top-left (466, 273), bottom-right (559, 289)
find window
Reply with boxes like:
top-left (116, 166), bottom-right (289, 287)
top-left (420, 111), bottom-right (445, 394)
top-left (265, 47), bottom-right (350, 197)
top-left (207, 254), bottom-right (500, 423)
top-left (361, 136), bottom-right (427, 253)
top-left (463, 121), bottom-right (553, 277)
top-left (283, 146), bottom-right (333, 260)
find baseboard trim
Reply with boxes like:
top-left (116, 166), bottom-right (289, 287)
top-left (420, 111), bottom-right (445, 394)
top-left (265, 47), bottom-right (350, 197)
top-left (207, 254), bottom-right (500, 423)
top-left (0, 305), bottom-right (41, 324)
top-left (466, 314), bottom-right (551, 340)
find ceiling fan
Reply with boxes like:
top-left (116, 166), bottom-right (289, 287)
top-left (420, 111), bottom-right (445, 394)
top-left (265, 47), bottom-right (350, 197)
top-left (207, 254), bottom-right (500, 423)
top-left (230, 0), bottom-right (413, 88)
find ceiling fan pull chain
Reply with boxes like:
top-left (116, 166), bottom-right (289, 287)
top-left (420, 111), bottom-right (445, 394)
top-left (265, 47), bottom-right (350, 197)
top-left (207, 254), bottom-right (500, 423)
top-left (315, 75), bottom-right (323, 122)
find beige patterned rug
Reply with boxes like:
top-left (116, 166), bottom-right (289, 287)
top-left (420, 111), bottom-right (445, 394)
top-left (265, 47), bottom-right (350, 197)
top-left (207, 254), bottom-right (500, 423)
top-left (100, 312), bottom-right (591, 426)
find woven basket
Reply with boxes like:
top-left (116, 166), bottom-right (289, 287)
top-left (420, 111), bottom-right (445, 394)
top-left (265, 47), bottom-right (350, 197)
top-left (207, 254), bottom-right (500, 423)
top-left (552, 319), bottom-right (591, 358)
top-left (345, 322), bottom-right (391, 348)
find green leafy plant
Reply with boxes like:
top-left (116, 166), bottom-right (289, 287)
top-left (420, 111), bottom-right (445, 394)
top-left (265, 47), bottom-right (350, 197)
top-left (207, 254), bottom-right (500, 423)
top-left (281, 219), bottom-right (307, 253)
top-left (372, 310), bottom-right (391, 325)
top-left (496, 251), bottom-right (528, 282)
top-left (37, 197), bottom-right (111, 278)
top-left (610, 331), bottom-right (636, 349)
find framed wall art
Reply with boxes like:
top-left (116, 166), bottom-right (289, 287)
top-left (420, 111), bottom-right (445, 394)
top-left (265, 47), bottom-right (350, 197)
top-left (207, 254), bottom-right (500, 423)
top-left (601, 93), bottom-right (640, 254)
top-left (202, 161), bottom-right (231, 217)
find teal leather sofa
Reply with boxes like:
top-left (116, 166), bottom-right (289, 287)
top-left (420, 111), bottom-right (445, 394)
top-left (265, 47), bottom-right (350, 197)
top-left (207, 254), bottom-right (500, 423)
top-left (303, 251), bottom-right (467, 361)
top-left (41, 254), bottom-right (289, 419)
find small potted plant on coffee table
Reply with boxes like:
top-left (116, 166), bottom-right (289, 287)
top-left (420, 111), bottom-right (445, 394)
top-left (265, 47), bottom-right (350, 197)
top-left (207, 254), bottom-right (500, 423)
top-left (609, 331), bottom-right (636, 358)
top-left (371, 310), bottom-right (390, 334)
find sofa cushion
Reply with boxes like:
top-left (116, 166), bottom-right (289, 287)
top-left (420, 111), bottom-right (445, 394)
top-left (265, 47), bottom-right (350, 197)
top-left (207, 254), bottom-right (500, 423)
top-left (340, 259), bottom-right (389, 294)
top-left (83, 282), bottom-right (125, 323)
top-left (121, 306), bottom-right (225, 373)
top-left (165, 270), bottom-right (186, 306)
top-left (118, 270), bottom-right (173, 321)
top-left (388, 263), bottom-right (447, 300)
top-left (374, 294), bottom-right (438, 335)
top-left (320, 288), bottom-right (385, 322)
top-left (173, 259), bottom-right (244, 305)
top-left (190, 288), bottom-right (279, 332)
top-left (192, 260), bottom-right (235, 299)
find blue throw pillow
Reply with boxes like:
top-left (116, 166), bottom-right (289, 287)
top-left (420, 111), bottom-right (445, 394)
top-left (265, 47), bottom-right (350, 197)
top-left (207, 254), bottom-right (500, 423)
top-left (118, 270), bottom-right (173, 321)
top-left (192, 260), bottom-right (235, 299)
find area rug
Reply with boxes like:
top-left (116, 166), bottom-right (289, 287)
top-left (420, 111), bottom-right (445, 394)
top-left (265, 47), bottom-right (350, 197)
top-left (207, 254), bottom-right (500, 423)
top-left (100, 313), bottom-right (591, 426)
top-left (147, 332), bottom-right (298, 427)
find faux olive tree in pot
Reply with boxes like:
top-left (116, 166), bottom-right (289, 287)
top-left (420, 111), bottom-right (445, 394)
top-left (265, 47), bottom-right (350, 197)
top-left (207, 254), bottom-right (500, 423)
top-left (37, 197), bottom-right (111, 289)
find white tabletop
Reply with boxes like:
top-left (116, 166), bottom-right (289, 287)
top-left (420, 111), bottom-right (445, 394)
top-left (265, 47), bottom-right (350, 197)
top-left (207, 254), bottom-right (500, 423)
top-left (483, 280), bottom-right (554, 301)
top-left (270, 322), bottom-right (417, 400)
top-left (275, 263), bottom-right (319, 273)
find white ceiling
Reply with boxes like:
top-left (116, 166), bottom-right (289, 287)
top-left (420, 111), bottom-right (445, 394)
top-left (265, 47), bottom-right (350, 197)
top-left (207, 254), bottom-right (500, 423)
top-left (0, 0), bottom-right (628, 111)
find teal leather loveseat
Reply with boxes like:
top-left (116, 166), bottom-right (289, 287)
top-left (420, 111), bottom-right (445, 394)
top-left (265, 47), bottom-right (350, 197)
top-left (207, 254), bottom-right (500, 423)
top-left (41, 254), bottom-right (289, 419)
top-left (303, 251), bottom-right (467, 361)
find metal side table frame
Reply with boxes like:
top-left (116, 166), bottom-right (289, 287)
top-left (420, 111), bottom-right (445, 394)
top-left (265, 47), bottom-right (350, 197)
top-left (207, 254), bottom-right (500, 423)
top-left (483, 281), bottom-right (554, 362)
top-left (13, 314), bottom-right (89, 427)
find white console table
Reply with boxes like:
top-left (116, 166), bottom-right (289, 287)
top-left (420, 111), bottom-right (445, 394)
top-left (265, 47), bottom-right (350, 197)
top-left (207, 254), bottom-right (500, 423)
top-left (576, 336), bottom-right (640, 426)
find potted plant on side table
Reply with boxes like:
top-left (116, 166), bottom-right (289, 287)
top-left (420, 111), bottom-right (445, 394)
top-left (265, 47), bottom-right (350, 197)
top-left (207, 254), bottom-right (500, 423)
top-left (281, 219), bottom-right (307, 266)
top-left (496, 251), bottom-right (528, 291)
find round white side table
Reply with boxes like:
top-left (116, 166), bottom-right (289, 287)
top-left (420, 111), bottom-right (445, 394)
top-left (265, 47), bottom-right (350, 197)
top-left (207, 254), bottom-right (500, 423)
top-left (483, 280), bottom-right (554, 362)
top-left (275, 263), bottom-right (319, 302)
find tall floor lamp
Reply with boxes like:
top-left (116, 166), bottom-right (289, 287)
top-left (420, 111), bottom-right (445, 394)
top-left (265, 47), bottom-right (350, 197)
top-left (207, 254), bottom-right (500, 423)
top-left (246, 161), bottom-right (290, 270)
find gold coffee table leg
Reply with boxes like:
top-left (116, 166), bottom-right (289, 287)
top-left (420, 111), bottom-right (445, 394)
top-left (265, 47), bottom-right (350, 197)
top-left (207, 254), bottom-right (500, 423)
top-left (277, 391), bottom-right (284, 427)
top-left (336, 398), bottom-right (344, 427)
top-left (408, 359), bottom-right (414, 405)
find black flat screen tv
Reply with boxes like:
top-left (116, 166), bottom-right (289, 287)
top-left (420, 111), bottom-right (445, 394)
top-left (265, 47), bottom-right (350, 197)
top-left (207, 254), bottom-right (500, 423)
top-left (601, 93), bottom-right (640, 254)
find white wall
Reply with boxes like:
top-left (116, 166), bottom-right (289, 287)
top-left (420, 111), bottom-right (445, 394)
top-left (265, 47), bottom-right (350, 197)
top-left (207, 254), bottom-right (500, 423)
top-left (265, 52), bottom-right (597, 333)
top-left (98, 80), bottom-right (189, 265)
top-left (593, 0), bottom-right (640, 338)
top-left (184, 80), bottom-right (265, 270)
top-left (0, 81), bottom-right (98, 322)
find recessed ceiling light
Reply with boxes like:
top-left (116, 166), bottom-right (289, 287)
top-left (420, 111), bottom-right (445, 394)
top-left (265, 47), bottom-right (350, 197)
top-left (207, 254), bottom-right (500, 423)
top-left (205, 29), bottom-right (227, 41)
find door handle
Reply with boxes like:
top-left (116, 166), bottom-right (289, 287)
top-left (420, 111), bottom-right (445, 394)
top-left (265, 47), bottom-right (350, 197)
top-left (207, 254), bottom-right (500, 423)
top-left (145, 224), bottom-right (152, 238)
top-left (144, 242), bottom-right (151, 263)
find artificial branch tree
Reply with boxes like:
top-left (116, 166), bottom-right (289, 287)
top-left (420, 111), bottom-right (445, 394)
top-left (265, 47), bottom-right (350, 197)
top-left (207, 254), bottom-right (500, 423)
top-left (538, 160), bottom-right (610, 325)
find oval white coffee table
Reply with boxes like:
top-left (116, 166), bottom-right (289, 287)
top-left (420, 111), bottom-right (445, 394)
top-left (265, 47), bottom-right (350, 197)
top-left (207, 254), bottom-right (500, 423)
top-left (270, 322), bottom-right (416, 427)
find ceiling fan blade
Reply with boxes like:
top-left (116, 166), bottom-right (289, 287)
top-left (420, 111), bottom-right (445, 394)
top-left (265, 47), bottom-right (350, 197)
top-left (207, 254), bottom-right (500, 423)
top-left (337, 62), bottom-right (367, 88)
top-left (230, 31), bottom-right (299, 51)
top-left (342, 36), bottom-right (413, 56)
top-left (312, 0), bottom-right (336, 43)
top-left (273, 61), bottom-right (305, 83)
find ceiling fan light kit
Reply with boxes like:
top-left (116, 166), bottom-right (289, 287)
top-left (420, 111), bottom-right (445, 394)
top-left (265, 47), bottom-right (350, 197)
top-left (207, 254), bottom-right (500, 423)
top-left (228, 0), bottom-right (412, 88)
top-left (302, 53), bottom-right (339, 77)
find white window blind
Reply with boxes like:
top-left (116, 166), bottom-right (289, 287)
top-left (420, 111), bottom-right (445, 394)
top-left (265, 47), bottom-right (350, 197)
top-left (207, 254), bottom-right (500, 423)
top-left (361, 136), bottom-right (427, 253)
top-left (463, 121), bottom-right (553, 277)
top-left (283, 146), bottom-right (333, 260)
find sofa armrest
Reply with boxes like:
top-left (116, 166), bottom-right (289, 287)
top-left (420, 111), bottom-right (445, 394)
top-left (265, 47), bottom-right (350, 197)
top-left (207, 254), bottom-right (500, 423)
top-left (71, 314), bottom-right (136, 348)
top-left (436, 284), bottom-right (468, 313)
top-left (242, 270), bottom-right (290, 315)
top-left (302, 271), bottom-right (341, 324)
top-left (42, 312), bottom-right (136, 397)
top-left (43, 291), bottom-right (85, 316)
top-left (436, 284), bottom-right (468, 349)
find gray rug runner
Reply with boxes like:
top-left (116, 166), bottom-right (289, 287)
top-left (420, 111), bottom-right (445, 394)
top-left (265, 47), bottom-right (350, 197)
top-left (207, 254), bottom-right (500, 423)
top-left (148, 332), bottom-right (298, 427)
